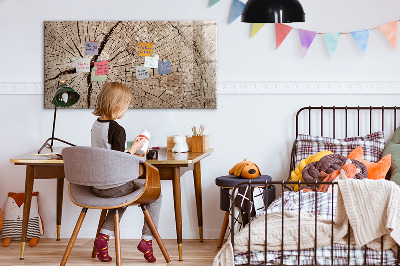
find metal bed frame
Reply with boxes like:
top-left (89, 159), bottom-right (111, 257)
top-left (230, 106), bottom-right (400, 266)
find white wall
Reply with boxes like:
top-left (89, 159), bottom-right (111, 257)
top-left (1, 0), bottom-right (400, 239)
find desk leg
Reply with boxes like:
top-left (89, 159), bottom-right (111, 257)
top-left (193, 161), bottom-right (203, 242)
top-left (56, 178), bottom-right (64, 241)
top-left (20, 165), bottom-right (34, 259)
top-left (172, 167), bottom-right (183, 261)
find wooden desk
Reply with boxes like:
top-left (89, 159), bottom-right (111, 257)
top-left (10, 147), bottom-right (213, 261)
top-left (146, 148), bottom-right (213, 260)
top-left (9, 148), bottom-right (64, 259)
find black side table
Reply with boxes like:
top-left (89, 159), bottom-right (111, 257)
top-left (215, 175), bottom-right (275, 248)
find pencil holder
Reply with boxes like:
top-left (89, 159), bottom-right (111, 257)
top-left (191, 135), bottom-right (209, 153)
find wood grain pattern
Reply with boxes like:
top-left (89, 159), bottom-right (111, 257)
top-left (193, 161), bottom-right (203, 242)
top-left (0, 239), bottom-right (219, 265)
top-left (217, 211), bottom-right (230, 248)
top-left (20, 165), bottom-right (34, 259)
top-left (44, 21), bottom-right (217, 109)
top-left (191, 135), bottom-right (209, 153)
top-left (60, 208), bottom-right (87, 266)
top-left (114, 211), bottom-right (121, 266)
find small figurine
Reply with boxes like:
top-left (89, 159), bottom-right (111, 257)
top-left (172, 135), bottom-right (189, 153)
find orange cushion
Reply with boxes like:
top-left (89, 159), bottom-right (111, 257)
top-left (347, 146), bottom-right (391, 180)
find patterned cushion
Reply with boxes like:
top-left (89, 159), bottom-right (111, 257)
top-left (295, 131), bottom-right (385, 166)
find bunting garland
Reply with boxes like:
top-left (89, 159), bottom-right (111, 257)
top-left (351, 29), bottom-right (370, 55)
top-left (209, 2), bottom-right (399, 58)
top-left (251, 23), bottom-right (266, 38)
top-left (229, 0), bottom-right (245, 24)
top-left (298, 30), bottom-right (317, 58)
top-left (323, 33), bottom-right (341, 58)
top-left (378, 21), bottom-right (397, 50)
top-left (209, 0), bottom-right (220, 7)
top-left (275, 23), bottom-right (292, 49)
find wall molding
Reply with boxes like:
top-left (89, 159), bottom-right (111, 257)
top-left (1, 81), bottom-right (400, 95)
top-left (217, 81), bottom-right (400, 94)
top-left (0, 83), bottom-right (43, 94)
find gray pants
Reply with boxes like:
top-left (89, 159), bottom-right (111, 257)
top-left (92, 180), bottom-right (162, 240)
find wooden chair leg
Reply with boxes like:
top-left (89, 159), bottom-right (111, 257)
top-left (114, 210), bottom-right (121, 266)
top-left (91, 209), bottom-right (108, 258)
top-left (141, 205), bottom-right (171, 263)
top-left (217, 211), bottom-right (230, 248)
top-left (60, 208), bottom-right (88, 266)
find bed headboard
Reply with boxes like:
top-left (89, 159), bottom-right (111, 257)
top-left (290, 106), bottom-right (400, 178)
top-left (295, 106), bottom-right (400, 138)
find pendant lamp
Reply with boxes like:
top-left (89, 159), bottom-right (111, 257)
top-left (241, 0), bottom-right (305, 23)
top-left (38, 80), bottom-right (80, 154)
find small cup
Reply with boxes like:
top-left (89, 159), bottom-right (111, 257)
top-left (146, 150), bottom-right (158, 160)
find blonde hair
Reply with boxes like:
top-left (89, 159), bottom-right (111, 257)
top-left (93, 82), bottom-right (133, 120)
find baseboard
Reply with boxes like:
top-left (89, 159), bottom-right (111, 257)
top-left (1, 81), bottom-right (400, 95)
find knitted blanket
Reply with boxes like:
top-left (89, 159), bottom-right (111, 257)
top-left (213, 211), bottom-right (342, 266)
top-left (214, 179), bottom-right (400, 266)
top-left (335, 178), bottom-right (399, 251)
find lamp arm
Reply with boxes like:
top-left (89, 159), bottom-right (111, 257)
top-left (37, 105), bottom-right (75, 154)
top-left (50, 105), bottom-right (57, 148)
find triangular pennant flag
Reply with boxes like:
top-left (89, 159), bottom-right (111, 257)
top-left (378, 21), bottom-right (398, 50)
top-left (298, 29), bottom-right (317, 58)
top-left (275, 23), bottom-right (293, 49)
top-left (209, 0), bottom-right (220, 7)
top-left (323, 33), bottom-right (341, 58)
top-left (251, 23), bottom-right (266, 38)
top-left (351, 29), bottom-right (370, 55)
top-left (229, 0), bottom-right (245, 24)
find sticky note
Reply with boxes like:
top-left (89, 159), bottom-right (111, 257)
top-left (144, 56), bottom-right (159, 68)
top-left (76, 58), bottom-right (90, 72)
top-left (91, 67), bottom-right (106, 82)
top-left (158, 60), bottom-right (172, 75)
top-left (138, 42), bottom-right (154, 56)
top-left (136, 66), bottom-right (150, 80)
top-left (85, 41), bottom-right (99, 55)
top-left (94, 60), bottom-right (109, 75)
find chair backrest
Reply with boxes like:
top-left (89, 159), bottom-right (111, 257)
top-left (62, 146), bottom-right (145, 187)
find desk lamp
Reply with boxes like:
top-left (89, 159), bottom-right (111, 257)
top-left (38, 81), bottom-right (80, 154)
top-left (241, 0), bottom-right (305, 23)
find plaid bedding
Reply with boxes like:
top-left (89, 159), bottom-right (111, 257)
top-left (234, 244), bottom-right (397, 265)
top-left (234, 191), bottom-right (397, 265)
top-left (294, 131), bottom-right (385, 166)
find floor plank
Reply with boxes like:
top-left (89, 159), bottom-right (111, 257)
top-left (0, 239), bottom-right (221, 265)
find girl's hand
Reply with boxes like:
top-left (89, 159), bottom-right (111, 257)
top-left (134, 148), bottom-right (149, 157)
top-left (128, 137), bottom-right (147, 155)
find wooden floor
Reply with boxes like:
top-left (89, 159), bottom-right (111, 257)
top-left (0, 239), bottom-right (221, 265)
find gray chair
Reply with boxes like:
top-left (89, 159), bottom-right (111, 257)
top-left (60, 146), bottom-right (171, 265)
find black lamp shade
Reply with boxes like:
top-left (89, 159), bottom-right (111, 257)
top-left (241, 0), bottom-right (305, 23)
top-left (52, 82), bottom-right (80, 107)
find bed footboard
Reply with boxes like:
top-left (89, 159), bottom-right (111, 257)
top-left (230, 180), bottom-right (400, 266)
